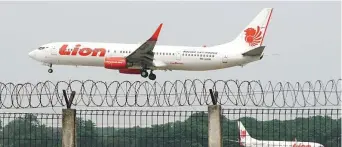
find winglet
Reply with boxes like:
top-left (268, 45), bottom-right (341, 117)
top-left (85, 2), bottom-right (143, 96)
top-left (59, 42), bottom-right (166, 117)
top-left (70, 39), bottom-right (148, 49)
top-left (148, 23), bottom-right (163, 41)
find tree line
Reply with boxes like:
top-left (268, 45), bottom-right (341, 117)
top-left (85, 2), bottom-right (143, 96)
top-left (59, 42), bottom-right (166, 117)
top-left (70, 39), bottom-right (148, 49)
top-left (0, 112), bottom-right (339, 147)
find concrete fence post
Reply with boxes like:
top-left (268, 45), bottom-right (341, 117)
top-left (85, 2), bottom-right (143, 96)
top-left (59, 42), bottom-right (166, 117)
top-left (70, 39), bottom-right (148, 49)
top-left (62, 90), bottom-right (76, 147)
top-left (208, 89), bottom-right (222, 147)
top-left (62, 109), bottom-right (76, 147)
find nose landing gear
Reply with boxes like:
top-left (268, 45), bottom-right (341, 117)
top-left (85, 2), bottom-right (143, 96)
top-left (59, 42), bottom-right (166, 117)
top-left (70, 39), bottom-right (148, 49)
top-left (48, 63), bottom-right (53, 73)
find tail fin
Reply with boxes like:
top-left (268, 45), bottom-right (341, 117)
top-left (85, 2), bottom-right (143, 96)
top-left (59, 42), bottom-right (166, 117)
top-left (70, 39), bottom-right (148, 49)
top-left (237, 121), bottom-right (257, 146)
top-left (217, 8), bottom-right (273, 53)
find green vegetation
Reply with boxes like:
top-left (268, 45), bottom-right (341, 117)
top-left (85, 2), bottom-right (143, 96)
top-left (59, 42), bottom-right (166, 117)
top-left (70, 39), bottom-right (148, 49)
top-left (0, 112), bottom-right (339, 147)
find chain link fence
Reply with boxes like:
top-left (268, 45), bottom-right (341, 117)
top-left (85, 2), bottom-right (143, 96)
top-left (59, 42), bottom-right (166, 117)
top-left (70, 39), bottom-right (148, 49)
top-left (0, 108), bottom-right (339, 147)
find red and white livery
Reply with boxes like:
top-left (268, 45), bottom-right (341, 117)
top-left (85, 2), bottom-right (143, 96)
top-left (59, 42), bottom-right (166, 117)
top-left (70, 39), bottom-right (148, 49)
top-left (29, 8), bottom-right (274, 80)
top-left (234, 121), bottom-right (324, 147)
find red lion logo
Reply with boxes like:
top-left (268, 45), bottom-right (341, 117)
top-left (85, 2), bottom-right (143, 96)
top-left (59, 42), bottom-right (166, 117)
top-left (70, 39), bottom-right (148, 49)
top-left (240, 130), bottom-right (246, 139)
top-left (244, 26), bottom-right (263, 46)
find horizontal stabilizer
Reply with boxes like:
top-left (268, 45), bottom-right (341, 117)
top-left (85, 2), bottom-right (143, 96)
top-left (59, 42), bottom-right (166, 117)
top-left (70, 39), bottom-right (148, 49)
top-left (242, 46), bottom-right (265, 56)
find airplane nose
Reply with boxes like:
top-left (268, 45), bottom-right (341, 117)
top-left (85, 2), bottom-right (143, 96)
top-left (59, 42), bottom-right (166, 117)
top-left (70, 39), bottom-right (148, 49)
top-left (28, 51), bottom-right (36, 59)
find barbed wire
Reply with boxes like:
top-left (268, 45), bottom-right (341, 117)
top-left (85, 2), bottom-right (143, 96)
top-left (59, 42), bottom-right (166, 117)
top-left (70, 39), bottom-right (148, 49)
top-left (0, 79), bottom-right (341, 109)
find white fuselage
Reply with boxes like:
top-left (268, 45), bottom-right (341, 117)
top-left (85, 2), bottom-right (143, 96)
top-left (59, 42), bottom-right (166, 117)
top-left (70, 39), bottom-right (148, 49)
top-left (28, 8), bottom-right (274, 74)
top-left (29, 42), bottom-right (261, 71)
top-left (237, 121), bottom-right (324, 147)
top-left (241, 140), bottom-right (324, 147)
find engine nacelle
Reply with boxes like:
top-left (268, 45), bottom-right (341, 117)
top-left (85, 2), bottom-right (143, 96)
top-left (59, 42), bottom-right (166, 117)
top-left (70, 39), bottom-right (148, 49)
top-left (119, 69), bottom-right (141, 74)
top-left (104, 57), bottom-right (128, 69)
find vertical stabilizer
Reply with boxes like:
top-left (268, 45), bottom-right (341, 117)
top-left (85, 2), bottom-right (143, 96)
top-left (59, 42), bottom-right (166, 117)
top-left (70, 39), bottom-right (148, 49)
top-left (237, 121), bottom-right (257, 146)
top-left (216, 8), bottom-right (273, 54)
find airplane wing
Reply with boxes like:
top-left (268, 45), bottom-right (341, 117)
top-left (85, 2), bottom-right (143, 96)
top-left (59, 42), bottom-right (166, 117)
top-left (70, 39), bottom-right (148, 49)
top-left (125, 23), bottom-right (163, 68)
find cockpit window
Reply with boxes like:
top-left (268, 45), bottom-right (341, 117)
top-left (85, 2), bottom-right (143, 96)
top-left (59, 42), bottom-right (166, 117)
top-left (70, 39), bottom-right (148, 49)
top-left (38, 46), bottom-right (49, 50)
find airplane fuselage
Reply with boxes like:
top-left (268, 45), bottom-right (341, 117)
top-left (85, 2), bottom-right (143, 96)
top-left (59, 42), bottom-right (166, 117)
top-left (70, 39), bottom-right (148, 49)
top-left (242, 140), bottom-right (323, 147)
top-left (237, 121), bottom-right (324, 147)
top-left (28, 8), bottom-right (273, 80)
top-left (29, 42), bottom-right (261, 71)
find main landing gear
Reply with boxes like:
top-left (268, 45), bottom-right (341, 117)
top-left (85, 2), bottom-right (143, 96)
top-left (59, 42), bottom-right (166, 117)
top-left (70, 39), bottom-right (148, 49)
top-left (48, 63), bottom-right (53, 73)
top-left (140, 69), bottom-right (156, 80)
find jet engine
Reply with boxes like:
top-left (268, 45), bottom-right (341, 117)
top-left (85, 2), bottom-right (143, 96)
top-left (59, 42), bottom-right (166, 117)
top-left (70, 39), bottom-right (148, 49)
top-left (104, 57), bottom-right (132, 69)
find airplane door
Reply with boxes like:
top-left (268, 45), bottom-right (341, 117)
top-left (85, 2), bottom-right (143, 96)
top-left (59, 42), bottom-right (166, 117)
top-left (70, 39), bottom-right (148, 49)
top-left (47, 46), bottom-right (59, 64)
top-left (222, 55), bottom-right (228, 63)
top-left (176, 51), bottom-right (181, 60)
top-left (51, 46), bottom-right (57, 55)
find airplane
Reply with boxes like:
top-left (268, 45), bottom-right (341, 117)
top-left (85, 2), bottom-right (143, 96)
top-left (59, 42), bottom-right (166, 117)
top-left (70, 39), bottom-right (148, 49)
top-left (233, 121), bottom-right (324, 147)
top-left (28, 8), bottom-right (273, 80)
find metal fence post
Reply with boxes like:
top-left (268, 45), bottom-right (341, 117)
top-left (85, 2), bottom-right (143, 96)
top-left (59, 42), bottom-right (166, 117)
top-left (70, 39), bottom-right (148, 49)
top-left (208, 89), bottom-right (222, 147)
top-left (62, 90), bottom-right (76, 147)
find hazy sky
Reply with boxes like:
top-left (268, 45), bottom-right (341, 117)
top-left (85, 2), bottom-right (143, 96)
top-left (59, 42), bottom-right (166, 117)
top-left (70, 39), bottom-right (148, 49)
top-left (0, 1), bottom-right (340, 83)
top-left (0, 1), bottom-right (340, 127)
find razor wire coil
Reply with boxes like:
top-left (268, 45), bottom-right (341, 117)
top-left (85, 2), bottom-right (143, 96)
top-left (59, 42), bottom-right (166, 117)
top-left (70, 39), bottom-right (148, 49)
top-left (0, 79), bottom-right (340, 109)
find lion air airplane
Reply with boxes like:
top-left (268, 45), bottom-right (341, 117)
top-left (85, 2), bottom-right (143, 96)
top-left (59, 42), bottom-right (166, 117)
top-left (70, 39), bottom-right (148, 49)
top-left (28, 8), bottom-right (273, 80)
top-left (235, 121), bottom-right (324, 147)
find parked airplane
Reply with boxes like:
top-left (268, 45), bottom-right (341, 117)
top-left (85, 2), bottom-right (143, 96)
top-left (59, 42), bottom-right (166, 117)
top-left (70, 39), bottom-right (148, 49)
top-left (234, 121), bottom-right (324, 147)
top-left (28, 8), bottom-right (273, 80)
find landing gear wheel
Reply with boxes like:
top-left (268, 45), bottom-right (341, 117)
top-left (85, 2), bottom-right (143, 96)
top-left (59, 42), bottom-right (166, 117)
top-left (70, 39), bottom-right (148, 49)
top-left (47, 63), bottom-right (53, 73)
top-left (141, 69), bottom-right (148, 78)
top-left (148, 73), bottom-right (156, 80)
